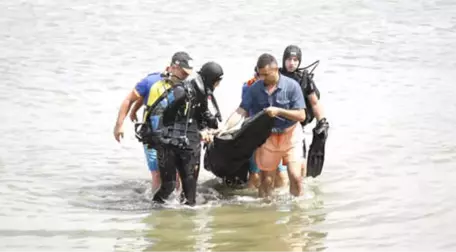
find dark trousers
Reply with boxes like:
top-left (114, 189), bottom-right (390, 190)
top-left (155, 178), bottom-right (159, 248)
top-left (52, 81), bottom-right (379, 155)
top-left (153, 145), bottom-right (201, 206)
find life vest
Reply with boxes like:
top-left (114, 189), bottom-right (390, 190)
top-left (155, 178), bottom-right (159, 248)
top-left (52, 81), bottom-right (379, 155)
top-left (135, 79), bottom-right (174, 147)
top-left (246, 76), bottom-right (258, 87)
top-left (142, 79), bottom-right (174, 127)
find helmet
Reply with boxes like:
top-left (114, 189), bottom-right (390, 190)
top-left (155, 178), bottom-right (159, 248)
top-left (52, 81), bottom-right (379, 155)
top-left (282, 45), bottom-right (302, 70)
top-left (198, 61), bottom-right (224, 91)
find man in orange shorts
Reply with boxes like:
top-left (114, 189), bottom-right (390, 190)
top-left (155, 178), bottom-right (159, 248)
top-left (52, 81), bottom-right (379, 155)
top-left (218, 53), bottom-right (307, 198)
top-left (241, 68), bottom-right (289, 189)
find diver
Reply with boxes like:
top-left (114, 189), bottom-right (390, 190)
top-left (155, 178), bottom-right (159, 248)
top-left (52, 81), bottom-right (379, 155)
top-left (114, 51), bottom-right (193, 193)
top-left (279, 45), bottom-right (330, 177)
top-left (149, 61), bottom-right (224, 206)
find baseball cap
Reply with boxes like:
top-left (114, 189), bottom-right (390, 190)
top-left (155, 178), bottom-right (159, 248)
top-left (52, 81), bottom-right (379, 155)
top-left (171, 51), bottom-right (193, 74)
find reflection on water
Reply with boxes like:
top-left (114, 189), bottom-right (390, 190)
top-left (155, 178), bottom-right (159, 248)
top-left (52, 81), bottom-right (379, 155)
top-left (140, 199), bottom-right (327, 251)
top-left (69, 178), bottom-right (327, 251)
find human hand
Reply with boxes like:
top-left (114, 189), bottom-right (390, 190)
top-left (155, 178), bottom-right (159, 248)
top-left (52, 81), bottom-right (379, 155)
top-left (114, 124), bottom-right (124, 142)
top-left (314, 118), bottom-right (329, 139)
top-left (200, 129), bottom-right (214, 143)
top-left (129, 112), bottom-right (138, 123)
top-left (264, 106), bottom-right (281, 118)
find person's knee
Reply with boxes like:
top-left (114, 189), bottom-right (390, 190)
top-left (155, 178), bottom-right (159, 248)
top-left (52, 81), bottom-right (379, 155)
top-left (248, 172), bottom-right (261, 188)
top-left (287, 162), bottom-right (302, 180)
top-left (249, 172), bottom-right (260, 180)
top-left (289, 174), bottom-right (302, 187)
top-left (151, 170), bottom-right (161, 186)
top-left (261, 172), bottom-right (275, 185)
top-left (179, 163), bottom-right (197, 179)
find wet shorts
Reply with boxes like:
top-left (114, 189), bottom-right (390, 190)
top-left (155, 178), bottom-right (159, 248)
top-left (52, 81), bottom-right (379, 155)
top-left (249, 152), bottom-right (287, 173)
top-left (254, 124), bottom-right (304, 172)
top-left (143, 145), bottom-right (158, 172)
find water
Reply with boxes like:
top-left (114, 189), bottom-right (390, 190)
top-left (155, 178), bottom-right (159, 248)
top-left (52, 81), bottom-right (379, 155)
top-left (1, 0), bottom-right (456, 250)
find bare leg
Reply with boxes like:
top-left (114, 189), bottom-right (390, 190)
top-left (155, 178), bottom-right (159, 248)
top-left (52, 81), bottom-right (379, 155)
top-left (247, 172), bottom-right (261, 189)
top-left (259, 170), bottom-right (276, 198)
top-left (175, 171), bottom-right (181, 192)
top-left (274, 169), bottom-right (288, 188)
top-left (287, 161), bottom-right (303, 197)
top-left (301, 159), bottom-right (307, 177)
top-left (151, 170), bottom-right (161, 195)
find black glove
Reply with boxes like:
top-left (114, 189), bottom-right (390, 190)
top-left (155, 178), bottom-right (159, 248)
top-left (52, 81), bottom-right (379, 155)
top-left (202, 111), bottom-right (219, 129)
top-left (314, 118), bottom-right (329, 140)
top-left (306, 117), bottom-right (329, 177)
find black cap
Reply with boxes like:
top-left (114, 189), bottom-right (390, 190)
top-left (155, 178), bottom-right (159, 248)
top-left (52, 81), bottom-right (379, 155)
top-left (171, 51), bottom-right (193, 74)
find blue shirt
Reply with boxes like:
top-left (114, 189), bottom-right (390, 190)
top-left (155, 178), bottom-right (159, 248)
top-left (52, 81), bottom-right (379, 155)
top-left (240, 74), bottom-right (306, 132)
top-left (134, 72), bottom-right (163, 105)
top-left (241, 83), bottom-right (255, 116)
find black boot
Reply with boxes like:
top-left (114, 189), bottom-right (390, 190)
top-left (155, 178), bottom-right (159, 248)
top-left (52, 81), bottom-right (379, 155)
top-left (152, 181), bottom-right (176, 203)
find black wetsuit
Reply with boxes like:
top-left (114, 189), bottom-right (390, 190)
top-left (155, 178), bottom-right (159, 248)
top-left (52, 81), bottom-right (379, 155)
top-left (152, 78), bottom-right (218, 206)
top-left (279, 68), bottom-right (320, 157)
top-left (279, 68), bottom-right (320, 126)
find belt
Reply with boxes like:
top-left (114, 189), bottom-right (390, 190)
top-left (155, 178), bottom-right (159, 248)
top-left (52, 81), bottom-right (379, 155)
top-left (271, 123), bottom-right (297, 135)
top-left (271, 128), bottom-right (286, 134)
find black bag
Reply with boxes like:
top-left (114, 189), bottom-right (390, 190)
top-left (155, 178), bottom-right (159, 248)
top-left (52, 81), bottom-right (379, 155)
top-left (203, 111), bottom-right (275, 184)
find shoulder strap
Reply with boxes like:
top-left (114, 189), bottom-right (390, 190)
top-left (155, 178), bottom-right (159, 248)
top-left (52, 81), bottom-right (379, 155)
top-left (143, 85), bottom-right (174, 122)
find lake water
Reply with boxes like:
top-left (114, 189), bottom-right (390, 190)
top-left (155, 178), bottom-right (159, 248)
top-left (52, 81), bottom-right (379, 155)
top-left (1, 0), bottom-right (456, 250)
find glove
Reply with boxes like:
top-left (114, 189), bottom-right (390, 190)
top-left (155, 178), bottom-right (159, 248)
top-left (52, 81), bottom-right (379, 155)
top-left (314, 118), bottom-right (329, 140)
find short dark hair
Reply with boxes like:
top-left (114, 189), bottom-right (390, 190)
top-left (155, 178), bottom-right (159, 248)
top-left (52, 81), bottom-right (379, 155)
top-left (256, 53), bottom-right (278, 70)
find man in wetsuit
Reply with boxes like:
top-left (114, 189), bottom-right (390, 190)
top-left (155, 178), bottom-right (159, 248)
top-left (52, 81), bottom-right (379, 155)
top-left (151, 62), bottom-right (224, 206)
top-left (113, 51), bottom-right (193, 193)
top-left (279, 45), bottom-right (329, 177)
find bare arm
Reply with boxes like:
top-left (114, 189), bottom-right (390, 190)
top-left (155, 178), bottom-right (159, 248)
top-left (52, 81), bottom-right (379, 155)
top-left (115, 89), bottom-right (140, 126)
top-left (129, 96), bottom-right (144, 122)
top-left (113, 89), bottom-right (141, 142)
top-left (277, 108), bottom-right (306, 122)
top-left (220, 107), bottom-right (248, 132)
top-left (308, 92), bottom-right (325, 121)
top-left (271, 81), bottom-right (307, 123)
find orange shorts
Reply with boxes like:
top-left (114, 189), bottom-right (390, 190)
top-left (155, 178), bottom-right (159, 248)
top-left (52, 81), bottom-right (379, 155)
top-left (254, 123), bottom-right (303, 172)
